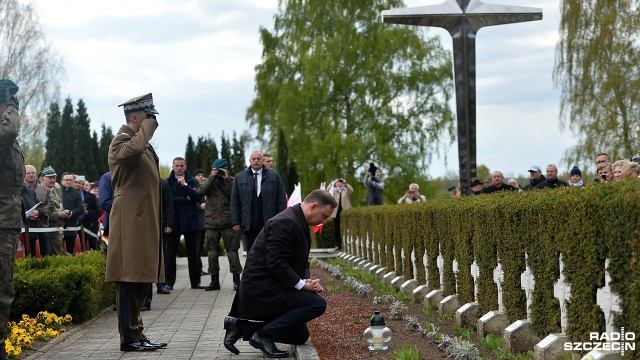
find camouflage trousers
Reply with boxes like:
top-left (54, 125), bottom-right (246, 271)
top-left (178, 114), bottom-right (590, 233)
top-left (205, 228), bottom-right (242, 275)
top-left (0, 228), bottom-right (19, 358)
top-left (49, 230), bottom-right (64, 256)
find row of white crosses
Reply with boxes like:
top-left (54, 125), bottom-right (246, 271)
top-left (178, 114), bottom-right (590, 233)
top-left (424, 248), bottom-right (622, 334)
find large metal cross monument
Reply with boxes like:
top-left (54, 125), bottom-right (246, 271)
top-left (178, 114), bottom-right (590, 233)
top-left (383, 0), bottom-right (542, 195)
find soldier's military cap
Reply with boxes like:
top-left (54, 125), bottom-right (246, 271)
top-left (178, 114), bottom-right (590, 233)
top-left (0, 79), bottom-right (19, 103)
top-left (118, 93), bottom-right (159, 115)
top-left (40, 166), bottom-right (57, 177)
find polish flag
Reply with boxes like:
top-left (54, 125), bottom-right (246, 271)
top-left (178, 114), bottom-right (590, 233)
top-left (287, 183), bottom-right (302, 207)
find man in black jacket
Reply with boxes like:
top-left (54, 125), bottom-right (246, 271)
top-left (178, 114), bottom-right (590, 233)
top-left (60, 172), bottom-right (85, 255)
top-left (223, 190), bottom-right (336, 358)
top-left (536, 164), bottom-right (569, 189)
top-left (482, 171), bottom-right (518, 194)
top-left (230, 151), bottom-right (287, 253)
top-left (166, 157), bottom-right (205, 289)
top-left (523, 165), bottom-right (546, 191)
top-left (75, 176), bottom-right (101, 250)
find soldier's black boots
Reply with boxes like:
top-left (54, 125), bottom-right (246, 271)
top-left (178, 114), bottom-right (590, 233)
top-left (233, 274), bottom-right (240, 291)
top-left (205, 274), bottom-right (220, 291)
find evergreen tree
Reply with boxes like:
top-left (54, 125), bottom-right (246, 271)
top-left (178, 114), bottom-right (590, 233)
top-left (56, 98), bottom-right (75, 173)
top-left (90, 131), bottom-right (102, 181)
top-left (98, 123), bottom-right (114, 175)
top-left (195, 135), bottom-right (218, 171)
top-left (230, 131), bottom-right (246, 175)
top-left (286, 160), bottom-right (299, 197)
top-left (220, 132), bottom-right (232, 173)
top-left (42, 102), bottom-right (62, 172)
top-left (184, 135), bottom-right (197, 170)
top-left (276, 128), bottom-right (294, 194)
top-left (72, 99), bottom-right (98, 179)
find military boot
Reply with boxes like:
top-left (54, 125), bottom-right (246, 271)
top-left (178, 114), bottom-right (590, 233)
top-left (233, 274), bottom-right (240, 291)
top-left (205, 274), bottom-right (220, 291)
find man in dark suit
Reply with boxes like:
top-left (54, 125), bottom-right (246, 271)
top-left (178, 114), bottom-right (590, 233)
top-left (166, 157), bottom-right (205, 289)
top-left (76, 176), bottom-right (101, 250)
top-left (230, 150), bottom-right (287, 253)
top-left (223, 190), bottom-right (336, 358)
top-left (59, 172), bottom-right (85, 254)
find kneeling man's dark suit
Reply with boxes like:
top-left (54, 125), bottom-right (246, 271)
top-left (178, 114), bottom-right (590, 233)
top-left (237, 204), bottom-right (326, 345)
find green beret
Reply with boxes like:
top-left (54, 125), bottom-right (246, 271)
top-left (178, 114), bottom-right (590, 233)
top-left (0, 79), bottom-right (19, 104)
top-left (211, 158), bottom-right (227, 169)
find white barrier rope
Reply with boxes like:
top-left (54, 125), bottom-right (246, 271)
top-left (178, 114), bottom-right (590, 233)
top-left (20, 227), bottom-right (100, 239)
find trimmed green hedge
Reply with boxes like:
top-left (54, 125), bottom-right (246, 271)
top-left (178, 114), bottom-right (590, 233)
top-left (12, 251), bottom-right (114, 322)
top-left (342, 181), bottom-right (640, 350)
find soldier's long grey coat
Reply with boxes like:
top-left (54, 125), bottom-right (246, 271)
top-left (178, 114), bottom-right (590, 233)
top-left (105, 119), bottom-right (164, 283)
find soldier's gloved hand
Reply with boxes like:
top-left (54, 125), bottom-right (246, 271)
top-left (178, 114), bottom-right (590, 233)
top-left (5, 89), bottom-right (19, 111)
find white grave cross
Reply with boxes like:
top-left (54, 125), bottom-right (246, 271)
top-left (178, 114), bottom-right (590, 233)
top-left (553, 254), bottom-right (571, 333)
top-left (493, 259), bottom-right (505, 312)
top-left (424, 252), bottom-right (429, 287)
top-left (452, 259), bottom-right (459, 293)
top-left (437, 251), bottom-right (444, 290)
top-left (471, 260), bottom-right (480, 301)
top-left (596, 258), bottom-right (622, 334)
top-left (520, 253), bottom-right (535, 320)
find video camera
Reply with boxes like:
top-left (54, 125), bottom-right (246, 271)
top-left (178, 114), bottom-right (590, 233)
top-left (215, 167), bottom-right (227, 178)
top-left (368, 162), bottom-right (378, 176)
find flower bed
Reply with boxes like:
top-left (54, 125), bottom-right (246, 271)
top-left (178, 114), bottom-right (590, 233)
top-left (4, 312), bottom-right (71, 359)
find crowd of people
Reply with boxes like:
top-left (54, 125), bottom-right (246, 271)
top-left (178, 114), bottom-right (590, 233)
top-left (467, 153), bottom-right (640, 195)
top-left (20, 167), bottom-right (102, 257)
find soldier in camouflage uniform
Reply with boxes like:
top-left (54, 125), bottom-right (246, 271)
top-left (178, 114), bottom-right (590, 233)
top-left (196, 158), bottom-right (242, 291)
top-left (0, 79), bottom-right (24, 360)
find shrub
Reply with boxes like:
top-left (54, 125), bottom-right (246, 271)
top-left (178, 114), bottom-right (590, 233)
top-left (12, 251), bottom-right (113, 322)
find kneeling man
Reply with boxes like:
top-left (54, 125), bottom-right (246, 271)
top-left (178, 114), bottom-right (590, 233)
top-left (224, 189), bottom-right (336, 358)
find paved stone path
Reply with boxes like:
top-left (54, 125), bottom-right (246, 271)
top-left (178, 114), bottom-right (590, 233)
top-left (23, 250), bottom-right (336, 360)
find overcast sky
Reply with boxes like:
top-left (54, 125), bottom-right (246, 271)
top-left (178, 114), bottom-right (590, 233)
top-left (29, 0), bottom-right (574, 181)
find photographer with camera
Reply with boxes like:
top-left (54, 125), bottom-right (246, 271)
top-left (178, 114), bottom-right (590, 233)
top-left (197, 159), bottom-right (243, 291)
top-left (363, 163), bottom-right (384, 205)
top-left (397, 183), bottom-right (426, 204)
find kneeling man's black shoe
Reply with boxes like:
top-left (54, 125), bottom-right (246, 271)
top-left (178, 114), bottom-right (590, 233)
top-left (120, 339), bottom-right (158, 352)
top-left (249, 332), bottom-right (289, 358)
top-left (142, 337), bottom-right (167, 348)
top-left (223, 316), bottom-right (241, 355)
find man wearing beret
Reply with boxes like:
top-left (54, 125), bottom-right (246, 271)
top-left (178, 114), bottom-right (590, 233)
top-left (196, 158), bottom-right (243, 291)
top-left (0, 79), bottom-right (24, 360)
top-left (106, 93), bottom-right (167, 352)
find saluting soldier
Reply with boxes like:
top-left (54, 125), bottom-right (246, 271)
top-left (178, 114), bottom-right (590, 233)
top-left (0, 79), bottom-right (24, 360)
top-left (106, 93), bottom-right (166, 352)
